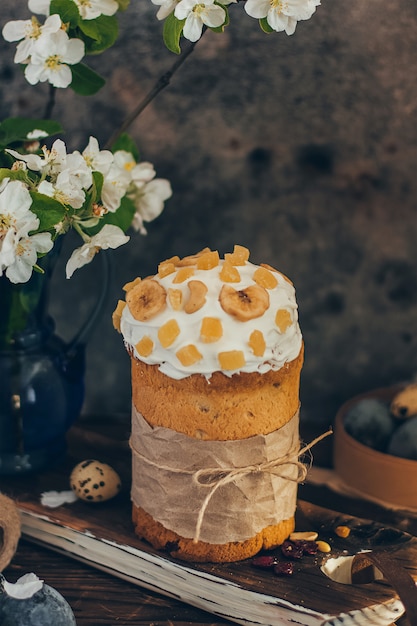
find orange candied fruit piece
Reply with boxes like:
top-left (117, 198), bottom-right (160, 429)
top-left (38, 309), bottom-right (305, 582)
top-left (123, 277), bottom-right (142, 292)
top-left (261, 263), bottom-right (293, 285)
top-left (158, 319), bottom-right (180, 348)
top-left (176, 344), bottom-right (203, 367)
top-left (176, 248), bottom-right (211, 267)
top-left (200, 317), bottom-right (223, 343)
top-left (248, 330), bottom-right (266, 357)
top-left (173, 267), bottom-right (195, 284)
top-left (275, 309), bottom-right (293, 333)
top-left (135, 335), bottom-right (154, 357)
top-left (168, 288), bottom-right (183, 311)
top-left (158, 261), bottom-right (176, 278)
top-left (196, 250), bottom-right (220, 270)
top-left (253, 266), bottom-right (278, 290)
top-left (224, 244), bottom-right (250, 266)
top-left (219, 260), bottom-right (241, 283)
top-left (112, 300), bottom-right (126, 332)
top-left (218, 350), bottom-right (246, 370)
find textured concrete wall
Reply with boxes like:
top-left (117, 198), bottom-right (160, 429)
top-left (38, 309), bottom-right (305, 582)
top-left (1, 1), bottom-right (416, 428)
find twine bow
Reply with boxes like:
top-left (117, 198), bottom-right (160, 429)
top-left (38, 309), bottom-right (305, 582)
top-left (130, 428), bottom-right (332, 544)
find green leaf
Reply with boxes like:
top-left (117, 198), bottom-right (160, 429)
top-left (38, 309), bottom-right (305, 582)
top-left (0, 118), bottom-right (64, 150)
top-left (50, 0), bottom-right (80, 27)
top-left (79, 15), bottom-right (119, 54)
top-left (259, 17), bottom-right (274, 34)
top-left (111, 133), bottom-right (139, 161)
top-left (29, 191), bottom-right (67, 232)
top-left (210, 4), bottom-right (229, 33)
top-left (70, 63), bottom-right (106, 95)
top-left (86, 195), bottom-right (135, 236)
top-left (92, 170), bottom-right (104, 202)
top-left (163, 13), bottom-right (185, 55)
top-left (0, 168), bottom-right (28, 183)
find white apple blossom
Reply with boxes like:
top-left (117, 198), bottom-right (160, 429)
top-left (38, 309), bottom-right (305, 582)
top-left (244, 0), bottom-right (319, 35)
top-left (174, 0), bottom-right (226, 42)
top-left (129, 178), bottom-right (172, 233)
top-left (101, 164), bottom-right (131, 212)
top-left (81, 136), bottom-right (113, 177)
top-left (73, 0), bottom-right (119, 20)
top-left (0, 180), bottom-right (37, 273)
top-left (24, 29), bottom-right (85, 88)
top-left (38, 171), bottom-right (86, 209)
top-left (2, 13), bottom-right (62, 64)
top-left (28, 0), bottom-right (51, 16)
top-left (66, 224), bottom-right (129, 278)
top-left (5, 228), bottom-right (54, 284)
top-left (151, 0), bottom-right (180, 20)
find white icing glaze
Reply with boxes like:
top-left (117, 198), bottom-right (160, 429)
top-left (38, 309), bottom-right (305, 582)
top-left (120, 257), bottom-right (302, 379)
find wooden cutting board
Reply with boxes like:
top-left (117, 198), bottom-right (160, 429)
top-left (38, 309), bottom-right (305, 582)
top-left (1, 420), bottom-right (416, 626)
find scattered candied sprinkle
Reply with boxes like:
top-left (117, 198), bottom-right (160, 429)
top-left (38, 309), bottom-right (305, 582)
top-left (224, 244), bottom-right (250, 266)
top-left (158, 319), bottom-right (180, 348)
top-left (173, 267), bottom-right (195, 283)
top-left (335, 525), bottom-right (351, 538)
top-left (158, 261), bottom-right (176, 278)
top-left (200, 317), bottom-right (223, 343)
top-left (168, 288), bottom-right (183, 311)
top-left (275, 308), bottom-right (292, 333)
top-left (316, 540), bottom-right (332, 553)
top-left (112, 300), bottom-right (126, 332)
top-left (122, 276), bottom-right (142, 292)
top-left (253, 266), bottom-right (278, 290)
top-left (136, 336), bottom-right (154, 357)
top-left (219, 260), bottom-right (241, 283)
top-left (176, 344), bottom-right (203, 366)
top-left (197, 250), bottom-right (220, 270)
top-left (218, 350), bottom-right (245, 370)
top-left (248, 329), bottom-right (266, 357)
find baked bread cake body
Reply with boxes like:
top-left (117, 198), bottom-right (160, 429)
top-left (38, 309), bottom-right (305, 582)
top-left (114, 245), bottom-right (304, 562)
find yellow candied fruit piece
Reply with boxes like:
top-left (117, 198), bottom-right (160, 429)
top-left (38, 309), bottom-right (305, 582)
top-left (218, 350), bottom-right (246, 370)
top-left (200, 317), bottom-right (223, 343)
top-left (173, 267), bottom-right (195, 283)
top-left (168, 288), bottom-right (183, 311)
top-left (158, 261), bottom-right (176, 278)
top-left (253, 266), bottom-right (278, 290)
top-left (176, 344), bottom-right (203, 367)
top-left (275, 308), bottom-right (293, 333)
top-left (176, 248), bottom-right (211, 267)
top-left (197, 250), bottom-right (220, 270)
top-left (135, 336), bottom-right (154, 357)
top-left (112, 300), bottom-right (126, 332)
top-left (224, 244), bottom-right (250, 266)
top-left (219, 260), bottom-right (241, 283)
top-left (248, 329), bottom-right (266, 357)
top-left (123, 277), bottom-right (142, 292)
top-left (158, 319), bottom-right (180, 348)
top-left (335, 525), bottom-right (351, 538)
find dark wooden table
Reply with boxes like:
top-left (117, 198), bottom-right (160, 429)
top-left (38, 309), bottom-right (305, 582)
top-left (2, 420), bottom-right (416, 626)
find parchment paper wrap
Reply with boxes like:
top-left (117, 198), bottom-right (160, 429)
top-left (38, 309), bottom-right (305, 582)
top-left (130, 406), bottom-right (303, 545)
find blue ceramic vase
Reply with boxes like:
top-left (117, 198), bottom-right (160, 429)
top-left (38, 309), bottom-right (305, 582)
top-left (0, 245), bottom-right (109, 474)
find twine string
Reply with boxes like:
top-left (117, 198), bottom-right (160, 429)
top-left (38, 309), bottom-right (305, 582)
top-left (130, 428), bottom-right (332, 544)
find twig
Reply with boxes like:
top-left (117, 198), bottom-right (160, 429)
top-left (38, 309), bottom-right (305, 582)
top-left (104, 38), bottom-right (200, 150)
top-left (43, 84), bottom-right (56, 120)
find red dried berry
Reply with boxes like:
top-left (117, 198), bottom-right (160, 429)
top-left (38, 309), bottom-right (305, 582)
top-left (293, 539), bottom-right (319, 555)
top-left (251, 555), bottom-right (278, 569)
top-left (274, 561), bottom-right (294, 576)
top-left (280, 540), bottom-right (304, 560)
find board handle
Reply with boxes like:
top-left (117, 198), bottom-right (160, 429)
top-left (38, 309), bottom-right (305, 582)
top-left (352, 551), bottom-right (417, 625)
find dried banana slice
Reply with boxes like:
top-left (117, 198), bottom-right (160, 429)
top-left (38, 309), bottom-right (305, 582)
top-left (219, 284), bottom-right (269, 321)
top-left (126, 279), bottom-right (167, 322)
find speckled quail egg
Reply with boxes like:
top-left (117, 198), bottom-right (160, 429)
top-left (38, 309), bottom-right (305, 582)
top-left (387, 416), bottom-right (417, 460)
top-left (70, 460), bottom-right (121, 502)
top-left (390, 384), bottom-right (417, 420)
top-left (343, 398), bottom-right (395, 452)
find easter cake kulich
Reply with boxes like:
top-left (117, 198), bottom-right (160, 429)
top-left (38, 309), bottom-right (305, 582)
top-left (113, 245), bottom-right (304, 562)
